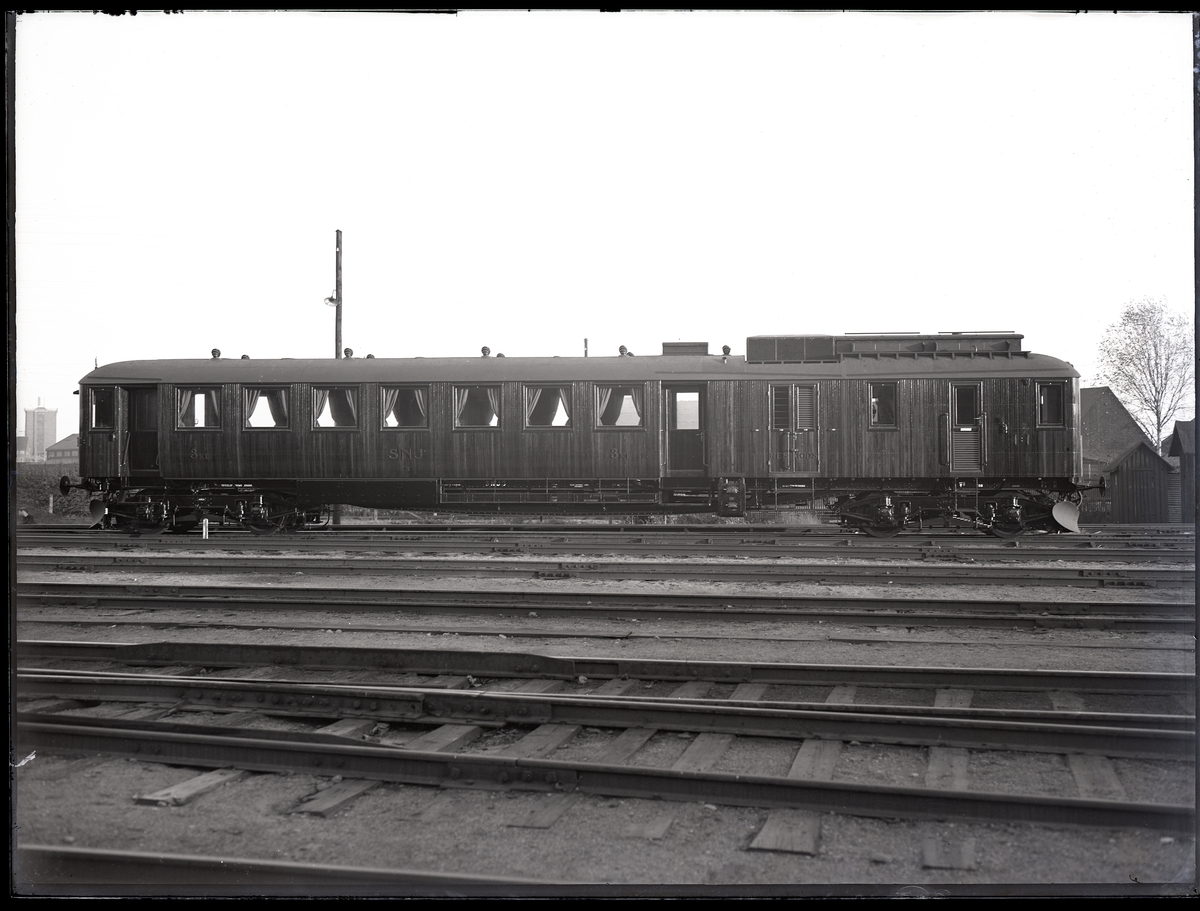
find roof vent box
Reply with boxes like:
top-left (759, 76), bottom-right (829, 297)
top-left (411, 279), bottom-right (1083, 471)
top-left (662, 342), bottom-right (709, 356)
top-left (746, 336), bottom-right (836, 363)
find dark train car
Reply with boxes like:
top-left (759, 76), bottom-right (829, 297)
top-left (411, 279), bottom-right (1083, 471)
top-left (66, 332), bottom-right (1087, 536)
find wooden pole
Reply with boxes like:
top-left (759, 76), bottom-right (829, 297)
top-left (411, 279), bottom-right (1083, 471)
top-left (333, 229), bottom-right (343, 526)
top-left (335, 229), bottom-right (342, 359)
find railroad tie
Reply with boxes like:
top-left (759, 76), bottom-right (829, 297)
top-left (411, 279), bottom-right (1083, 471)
top-left (926, 690), bottom-right (973, 791)
top-left (1067, 754), bottom-right (1128, 801)
top-left (136, 768), bottom-right (249, 808)
top-left (750, 685), bottom-right (852, 855)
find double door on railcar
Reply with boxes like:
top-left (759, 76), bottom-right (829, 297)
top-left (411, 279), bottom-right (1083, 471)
top-left (769, 384), bottom-right (819, 475)
top-left (87, 385), bottom-right (159, 478)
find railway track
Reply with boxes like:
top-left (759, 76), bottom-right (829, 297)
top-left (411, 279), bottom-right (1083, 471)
top-left (15, 522), bottom-right (1195, 888)
top-left (16, 552), bottom-right (1194, 589)
top-left (16, 581), bottom-right (1195, 632)
top-left (17, 526), bottom-right (1197, 562)
top-left (16, 643), bottom-right (1194, 831)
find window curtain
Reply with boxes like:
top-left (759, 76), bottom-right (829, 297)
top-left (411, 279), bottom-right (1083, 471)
top-left (629, 386), bottom-right (643, 421)
top-left (391, 387), bottom-right (428, 427)
top-left (177, 389), bottom-right (195, 427)
top-left (597, 387), bottom-right (618, 426)
top-left (526, 387), bottom-right (543, 424)
top-left (245, 388), bottom-right (260, 426)
top-left (204, 389), bottom-right (221, 427)
top-left (313, 388), bottom-right (329, 427)
top-left (267, 389), bottom-right (289, 427)
top-left (600, 386), bottom-right (640, 426)
top-left (486, 388), bottom-right (500, 426)
top-left (329, 388), bottom-right (357, 426)
top-left (455, 386), bottom-right (499, 427)
top-left (382, 387), bottom-right (400, 427)
top-left (558, 387), bottom-right (572, 425)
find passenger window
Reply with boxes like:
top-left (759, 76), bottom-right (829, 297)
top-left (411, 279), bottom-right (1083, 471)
top-left (383, 386), bottom-right (429, 429)
top-left (525, 386), bottom-right (572, 428)
top-left (596, 385), bottom-right (644, 427)
top-left (1038, 383), bottom-right (1064, 426)
top-left (244, 388), bottom-right (290, 429)
top-left (90, 388), bottom-right (115, 430)
top-left (870, 383), bottom-right (897, 427)
top-left (313, 387), bottom-right (359, 428)
top-left (454, 385), bottom-right (501, 428)
top-left (176, 387), bottom-right (222, 429)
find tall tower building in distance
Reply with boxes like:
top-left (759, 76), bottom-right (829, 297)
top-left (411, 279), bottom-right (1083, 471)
top-left (24, 401), bottom-right (57, 462)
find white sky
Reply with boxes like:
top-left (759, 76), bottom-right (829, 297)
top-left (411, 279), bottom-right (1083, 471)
top-left (13, 10), bottom-right (1196, 437)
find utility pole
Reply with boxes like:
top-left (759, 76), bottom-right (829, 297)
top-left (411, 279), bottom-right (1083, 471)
top-left (334, 229), bottom-right (343, 359)
top-left (323, 229), bottom-right (344, 358)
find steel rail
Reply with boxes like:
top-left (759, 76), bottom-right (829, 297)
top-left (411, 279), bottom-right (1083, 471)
top-left (15, 553), bottom-right (1194, 587)
top-left (17, 719), bottom-right (1194, 833)
top-left (15, 615), bottom-right (1197, 651)
top-left (15, 845), bottom-right (571, 894)
top-left (16, 536), bottom-right (1196, 562)
top-left (17, 640), bottom-right (1194, 694)
top-left (15, 673), bottom-right (1194, 758)
top-left (17, 523), bottom-right (1195, 539)
top-left (18, 670), bottom-right (1194, 731)
top-left (12, 844), bottom-right (1180, 897)
top-left (16, 583), bottom-right (1196, 633)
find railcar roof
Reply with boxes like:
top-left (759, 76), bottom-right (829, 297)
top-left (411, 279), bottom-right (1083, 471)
top-left (82, 352), bottom-right (1079, 385)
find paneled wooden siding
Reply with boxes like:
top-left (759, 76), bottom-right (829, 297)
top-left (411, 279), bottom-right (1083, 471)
top-left (155, 376), bottom-right (1074, 482)
top-left (160, 381), bottom-right (664, 481)
top-left (1110, 448), bottom-right (1172, 523)
top-left (706, 381), bottom-right (760, 476)
top-left (735, 378), bottom-right (1075, 480)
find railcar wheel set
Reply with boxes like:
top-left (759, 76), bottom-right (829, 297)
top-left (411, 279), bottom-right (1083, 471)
top-left (61, 332), bottom-right (1098, 538)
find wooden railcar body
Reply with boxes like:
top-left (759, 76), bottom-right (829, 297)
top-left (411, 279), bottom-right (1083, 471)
top-left (72, 332), bottom-right (1084, 534)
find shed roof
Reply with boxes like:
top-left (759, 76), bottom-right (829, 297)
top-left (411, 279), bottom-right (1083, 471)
top-left (1102, 439), bottom-right (1177, 474)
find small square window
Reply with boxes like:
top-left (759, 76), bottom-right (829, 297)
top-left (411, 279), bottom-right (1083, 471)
top-left (90, 388), bottom-right (115, 430)
top-left (177, 388), bottom-right (222, 429)
top-left (314, 387), bottom-right (359, 428)
top-left (1038, 383), bottom-right (1064, 426)
top-left (870, 383), bottom-right (897, 427)
top-left (383, 386), bottom-right (429, 429)
top-left (597, 385), bottom-right (644, 427)
top-left (525, 386), bottom-right (572, 427)
top-left (245, 388), bottom-right (290, 428)
top-left (455, 385), bottom-right (501, 428)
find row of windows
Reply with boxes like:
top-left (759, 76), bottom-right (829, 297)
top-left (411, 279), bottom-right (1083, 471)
top-left (90, 381), bottom-right (1069, 432)
top-left (772, 382), bottom-right (1066, 430)
top-left (89, 385), bottom-right (645, 432)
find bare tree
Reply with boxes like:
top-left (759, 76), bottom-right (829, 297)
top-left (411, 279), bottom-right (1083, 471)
top-left (1096, 298), bottom-right (1195, 448)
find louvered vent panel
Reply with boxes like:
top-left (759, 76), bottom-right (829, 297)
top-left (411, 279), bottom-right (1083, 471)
top-left (951, 432), bottom-right (982, 471)
top-left (796, 386), bottom-right (817, 430)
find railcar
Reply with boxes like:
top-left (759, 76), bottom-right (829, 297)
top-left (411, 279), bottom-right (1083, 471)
top-left (63, 332), bottom-right (1091, 536)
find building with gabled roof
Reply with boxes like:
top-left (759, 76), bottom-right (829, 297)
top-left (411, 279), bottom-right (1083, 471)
top-left (45, 434), bottom-right (79, 467)
top-left (1102, 440), bottom-right (1178, 524)
top-left (1079, 387), bottom-right (1154, 522)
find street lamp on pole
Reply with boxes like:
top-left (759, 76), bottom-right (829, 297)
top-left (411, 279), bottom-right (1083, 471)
top-left (322, 229), bottom-right (343, 358)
